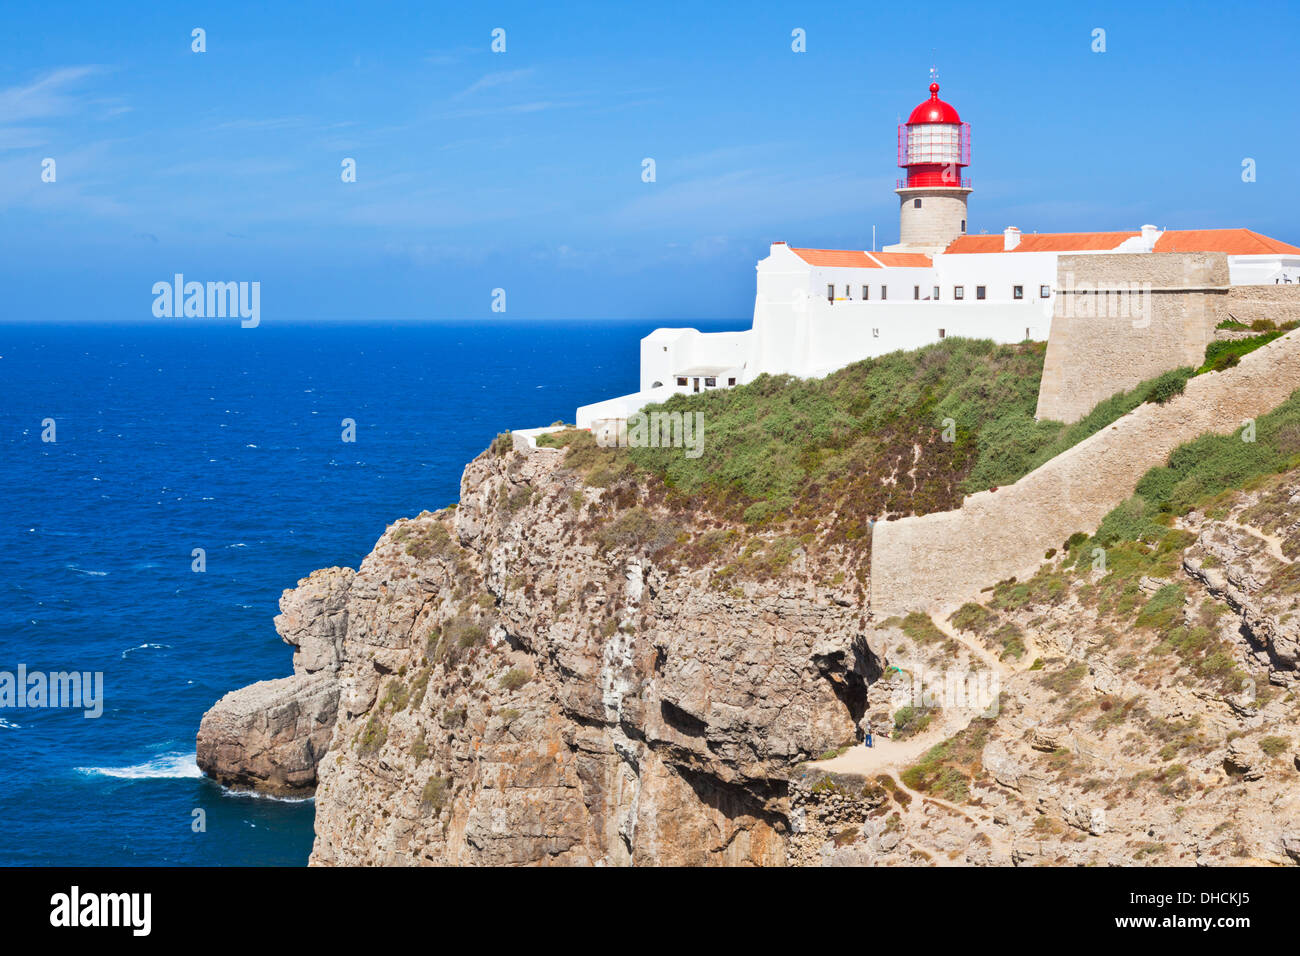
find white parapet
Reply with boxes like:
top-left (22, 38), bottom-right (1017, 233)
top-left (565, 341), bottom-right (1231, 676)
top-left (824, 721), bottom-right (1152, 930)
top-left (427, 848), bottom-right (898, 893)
top-left (576, 383), bottom-right (685, 430)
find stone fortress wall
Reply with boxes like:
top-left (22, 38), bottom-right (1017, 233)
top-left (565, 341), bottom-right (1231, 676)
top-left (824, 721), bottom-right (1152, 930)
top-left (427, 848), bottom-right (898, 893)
top-left (871, 327), bottom-right (1300, 617)
top-left (1224, 284), bottom-right (1300, 327)
top-left (1034, 252), bottom-right (1228, 424)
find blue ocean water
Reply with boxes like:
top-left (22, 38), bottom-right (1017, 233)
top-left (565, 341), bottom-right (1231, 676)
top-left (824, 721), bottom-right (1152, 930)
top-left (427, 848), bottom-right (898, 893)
top-left (0, 319), bottom-right (745, 866)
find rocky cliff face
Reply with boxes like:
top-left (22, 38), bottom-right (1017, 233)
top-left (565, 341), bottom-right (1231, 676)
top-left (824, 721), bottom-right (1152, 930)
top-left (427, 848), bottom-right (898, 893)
top-left (199, 438), bottom-right (1300, 865)
top-left (201, 440), bottom-right (874, 864)
top-left (196, 566), bottom-right (352, 795)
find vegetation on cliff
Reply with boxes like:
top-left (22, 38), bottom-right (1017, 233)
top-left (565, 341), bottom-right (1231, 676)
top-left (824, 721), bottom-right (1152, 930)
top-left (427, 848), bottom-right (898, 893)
top-left (1090, 387), bottom-right (1300, 548)
top-left (542, 338), bottom-right (1222, 540)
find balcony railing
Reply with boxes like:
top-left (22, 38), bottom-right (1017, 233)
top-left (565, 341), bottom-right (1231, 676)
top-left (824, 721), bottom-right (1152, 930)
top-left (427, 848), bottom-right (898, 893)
top-left (896, 176), bottom-right (972, 189)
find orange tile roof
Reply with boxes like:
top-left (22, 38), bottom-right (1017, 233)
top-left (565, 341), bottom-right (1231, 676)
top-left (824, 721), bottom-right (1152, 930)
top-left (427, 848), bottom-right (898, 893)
top-left (789, 247), bottom-right (880, 267)
top-left (787, 248), bottom-right (934, 268)
top-left (869, 252), bottom-right (934, 268)
top-left (1153, 228), bottom-right (1300, 255)
top-left (944, 231), bottom-right (1139, 254)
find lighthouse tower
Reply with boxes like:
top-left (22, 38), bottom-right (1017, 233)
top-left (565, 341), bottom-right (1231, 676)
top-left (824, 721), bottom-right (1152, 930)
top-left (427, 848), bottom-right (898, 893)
top-left (891, 81), bottom-right (971, 251)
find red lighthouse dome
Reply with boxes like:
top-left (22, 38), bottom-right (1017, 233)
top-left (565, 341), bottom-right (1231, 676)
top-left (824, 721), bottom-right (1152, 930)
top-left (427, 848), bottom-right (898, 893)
top-left (898, 81), bottom-right (970, 188)
top-left (907, 82), bottom-right (962, 124)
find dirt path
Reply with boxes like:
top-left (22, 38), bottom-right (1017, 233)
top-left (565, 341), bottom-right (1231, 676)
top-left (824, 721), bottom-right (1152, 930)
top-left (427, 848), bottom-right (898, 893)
top-left (933, 604), bottom-right (1044, 671)
top-left (1225, 517), bottom-right (1293, 565)
top-left (813, 608), bottom-right (1014, 777)
top-left (883, 769), bottom-right (1015, 864)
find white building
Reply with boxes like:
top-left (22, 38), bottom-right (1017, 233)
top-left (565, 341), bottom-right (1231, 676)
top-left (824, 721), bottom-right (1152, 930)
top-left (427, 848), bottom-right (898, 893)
top-left (576, 83), bottom-right (1300, 429)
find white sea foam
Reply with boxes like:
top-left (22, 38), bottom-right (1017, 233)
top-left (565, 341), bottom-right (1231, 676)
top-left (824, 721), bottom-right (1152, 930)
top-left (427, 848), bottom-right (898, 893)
top-left (121, 643), bottom-right (170, 658)
top-left (77, 751), bottom-right (202, 779)
top-left (219, 785), bottom-right (314, 804)
top-left (0, 718), bottom-right (22, 730)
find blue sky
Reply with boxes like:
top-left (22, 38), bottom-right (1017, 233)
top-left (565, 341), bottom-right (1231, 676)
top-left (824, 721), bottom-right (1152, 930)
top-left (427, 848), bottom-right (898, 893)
top-left (2, 0), bottom-right (1297, 322)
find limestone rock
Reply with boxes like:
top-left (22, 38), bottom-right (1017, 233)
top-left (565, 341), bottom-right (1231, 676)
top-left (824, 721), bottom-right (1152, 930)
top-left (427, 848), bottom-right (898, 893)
top-left (196, 672), bottom-right (339, 795)
top-left (196, 565), bottom-right (355, 794)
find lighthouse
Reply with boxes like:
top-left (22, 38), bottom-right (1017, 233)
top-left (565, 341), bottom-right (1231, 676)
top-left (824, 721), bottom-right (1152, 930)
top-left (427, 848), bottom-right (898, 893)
top-left (892, 81), bottom-right (971, 251)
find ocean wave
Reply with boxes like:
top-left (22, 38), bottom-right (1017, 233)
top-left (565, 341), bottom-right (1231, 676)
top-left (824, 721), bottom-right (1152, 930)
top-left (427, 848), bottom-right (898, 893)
top-left (219, 785), bottom-right (314, 804)
top-left (66, 566), bottom-right (108, 576)
top-left (76, 751), bottom-right (202, 780)
top-left (0, 718), bottom-right (22, 730)
top-left (121, 643), bottom-right (170, 658)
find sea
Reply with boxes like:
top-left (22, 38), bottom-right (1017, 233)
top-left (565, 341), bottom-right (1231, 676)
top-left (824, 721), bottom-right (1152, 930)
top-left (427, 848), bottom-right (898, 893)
top-left (0, 318), bottom-right (746, 866)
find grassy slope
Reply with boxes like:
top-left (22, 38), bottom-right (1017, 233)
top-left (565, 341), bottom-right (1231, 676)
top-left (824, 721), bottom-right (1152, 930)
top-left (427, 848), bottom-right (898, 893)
top-left (617, 337), bottom-right (1203, 536)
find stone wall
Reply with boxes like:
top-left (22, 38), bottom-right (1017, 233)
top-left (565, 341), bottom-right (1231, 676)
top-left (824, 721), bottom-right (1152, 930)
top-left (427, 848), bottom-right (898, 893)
top-left (1223, 284), bottom-right (1300, 328)
top-left (871, 329), bottom-right (1300, 617)
top-left (1035, 253), bottom-right (1228, 424)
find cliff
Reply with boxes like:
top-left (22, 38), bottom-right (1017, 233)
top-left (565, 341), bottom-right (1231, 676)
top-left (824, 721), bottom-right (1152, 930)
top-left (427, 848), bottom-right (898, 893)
top-left (202, 441), bottom-right (874, 864)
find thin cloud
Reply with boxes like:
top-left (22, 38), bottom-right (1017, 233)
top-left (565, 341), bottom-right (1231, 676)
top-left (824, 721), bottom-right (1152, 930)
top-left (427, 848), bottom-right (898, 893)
top-left (0, 66), bottom-right (103, 124)
top-left (454, 68), bottom-right (535, 98)
top-left (437, 100), bottom-right (565, 120)
top-left (208, 116), bottom-right (312, 132)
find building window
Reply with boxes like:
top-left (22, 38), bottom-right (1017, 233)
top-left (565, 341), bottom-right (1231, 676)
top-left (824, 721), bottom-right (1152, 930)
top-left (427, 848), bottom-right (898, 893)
top-left (960, 219), bottom-right (966, 232)
top-left (913, 285), bottom-right (920, 300)
top-left (676, 377), bottom-right (687, 386)
top-left (872, 328), bottom-right (879, 338)
top-left (933, 286), bottom-right (940, 300)
top-left (727, 377), bottom-right (736, 386)
top-left (881, 286), bottom-right (887, 300)
top-left (939, 328), bottom-right (946, 339)
top-left (1040, 285), bottom-right (1051, 298)
top-left (1013, 285), bottom-right (1024, 300)
top-left (862, 285), bottom-right (869, 300)
top-left (914, 198), bottom-right (922, 209)
top-left (845, 285), bottom-right (851, 299)
top-left (827, 284), bottom-right (834, 302)
top-left (954, 285), bottom-right (964, 299)
top-left (976, 286), bottom-right (986, 300)
top-left (705, 377), bottom-right (716, 387)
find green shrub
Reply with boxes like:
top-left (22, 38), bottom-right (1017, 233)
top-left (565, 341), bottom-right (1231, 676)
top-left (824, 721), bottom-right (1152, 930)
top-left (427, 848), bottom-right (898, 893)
top-left (949, 602), bottom-right (996, 634)
top-left (893, 705), bottom-right (933, 739)
top-left (595, 507), bottom-right (679, 554)
top-left (899, 611), bottom-right (946, 644)
top-left (1199, 331), bottom-right (1283, 373)
top-left (1142, 368), bottom-right (1193, 405)
top-left (499, 667), bottom-right (532, 692)
top-left (1259, 735), bottom-right (1290, 757)
top-left (355, 715), bottom-right (387, 755)
top-left (420, 776), bottom-right (450, 813)
top-left (1136, 583), bottom-right (1185, 633)
top-left (991, 622), bottom-right (1026, 660)
top-left (900, 717), bottom-right (995, 803)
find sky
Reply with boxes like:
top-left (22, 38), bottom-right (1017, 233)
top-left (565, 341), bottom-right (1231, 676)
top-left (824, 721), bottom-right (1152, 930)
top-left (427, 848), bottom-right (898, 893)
top-left (1, 0), bottom-right (1297, 322)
